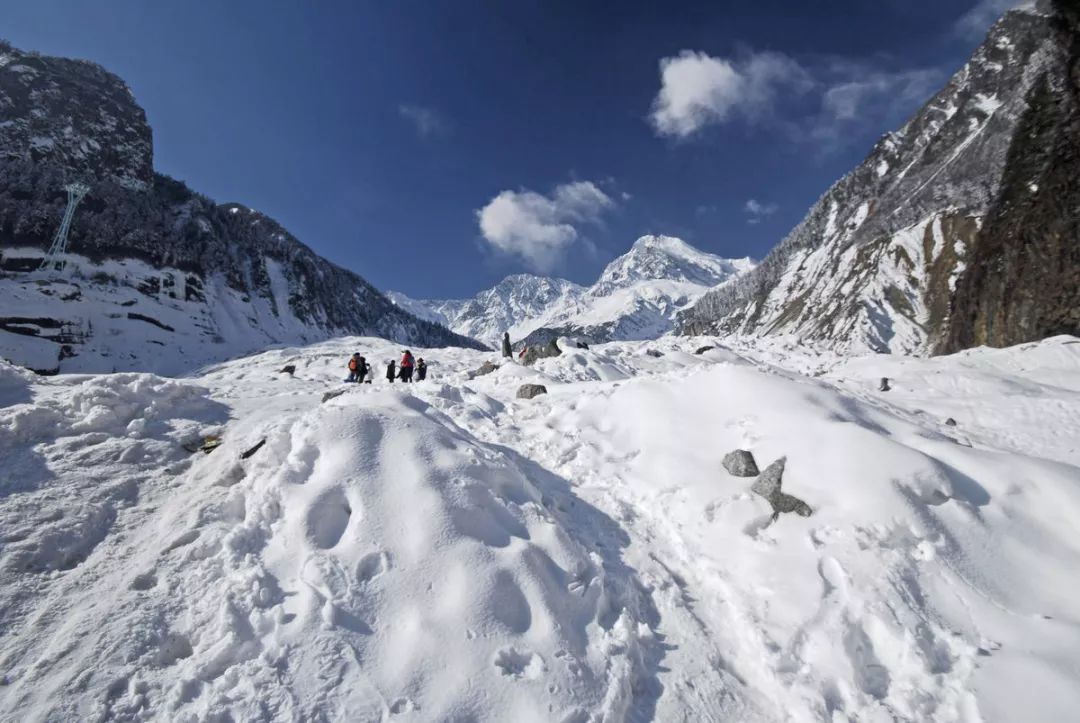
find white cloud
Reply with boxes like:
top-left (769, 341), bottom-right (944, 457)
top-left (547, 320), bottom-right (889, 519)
top-left (820, 69), bottom-right (942, 123)
top-left (744, 199), bottom-right (778, 224)
top-left (398, 104), bottom-right (450, 137)
top-left (649, 50), bottom-right (811, 138)
top-left (476, 181), bottom-right (615, 272)
top-left (955, 0), bottom-right (1028, 38)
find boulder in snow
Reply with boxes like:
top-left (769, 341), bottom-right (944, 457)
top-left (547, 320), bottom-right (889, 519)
top-left (467, 361), bottom-right (499, 380)
top-left (522, 339), bottom-right (562, 366)
top-left (321, 389), bottom-right (347, 403)
top-left (645, 349), bottom-right (663, 358)
top-left (722, 450), bottom-right (759, 477)
top-left (694, 345), bottom-right (715, 355)
top-left (517, 384), bottom-right (548, 399)
top-left (751, 457), bottom-right (813, 520)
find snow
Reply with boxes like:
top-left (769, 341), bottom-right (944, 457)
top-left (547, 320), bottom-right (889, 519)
top-left (3, 333), bottom-right (1080, 721)
top-left (395, 236), bottom-right (754, 346)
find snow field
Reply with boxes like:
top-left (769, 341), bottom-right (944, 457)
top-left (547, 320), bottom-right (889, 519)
top-left (2, 334), bottom-right (1080, 721)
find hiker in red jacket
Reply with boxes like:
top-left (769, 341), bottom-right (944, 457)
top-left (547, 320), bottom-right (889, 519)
top-left (398, 350), bottom-right (415, 383)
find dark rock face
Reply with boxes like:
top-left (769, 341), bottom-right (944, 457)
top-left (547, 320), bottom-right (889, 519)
top-left (0, 40), bottom-right (152, 188)
top-left (0, 40), bottom-right (482, 366)
top-left (694, 345), bottom-right (714, 355)
top-left (722, 450), bottom-right (760, 477)
top-left (680, 6), bottom-right (1079, 356)
top-left (939, 0), bottom-right (1080, 352)
top-left (516, 384), bottom-right (548, 399)
top-left (522, 339), bottom-right (562, 366)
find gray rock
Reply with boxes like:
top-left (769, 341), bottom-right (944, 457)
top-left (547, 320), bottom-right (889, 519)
top-left (722, 449), bottom-right (760, 477)
top-left (751, 457), bottom-right (786, 498)
top-left (321, 389), bottom-right (346, 403)
top-left (750, 457), bottom-right (813, 521)
top-left (645, 349), bottom-right (663, 358)
top-left (522, 339), bottom-right (562, 366)
top-left (694, 345), bottom-right (715, 355)
top-left (516, 384), bottom-right (548, 399)
top-left (945, 417), bottom-right (957, 426)
top-left (467, 361), bottom-right (499, 380)
top-left (280, 364), bottom-right (296, 375)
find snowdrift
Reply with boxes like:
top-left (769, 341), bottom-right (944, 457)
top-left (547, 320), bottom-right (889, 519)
top-left (2, 335), bottom-right (1079, 721)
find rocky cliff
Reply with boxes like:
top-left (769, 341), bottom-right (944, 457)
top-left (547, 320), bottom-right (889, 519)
top-left (0, 40), bottom-right (482, 374)
top-left (680, 3), bottom-right (1078, 355)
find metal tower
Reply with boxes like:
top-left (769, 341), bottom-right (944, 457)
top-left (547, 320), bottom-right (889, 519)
top-left (39, 182), bottom-right (90, 274)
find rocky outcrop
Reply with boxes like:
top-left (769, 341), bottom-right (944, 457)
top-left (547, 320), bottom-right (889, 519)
top-left (681, 4), bottom-right (1078, 356)
top-left (939, 0), bottom-right (1080, 352)
top-left (522, 339), bottom-right (562, 366)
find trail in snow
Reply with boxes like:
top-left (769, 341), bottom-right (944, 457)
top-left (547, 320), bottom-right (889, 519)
top-left (2, 335), bottom-right (1080, 721)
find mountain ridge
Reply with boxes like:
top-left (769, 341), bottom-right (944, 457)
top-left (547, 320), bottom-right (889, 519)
top-left (392, 235), bottom-right (753, 347)
top-left (0, 39), bottom-right (483, 374)
top-left (679, 3), bottom-right (1079, 355)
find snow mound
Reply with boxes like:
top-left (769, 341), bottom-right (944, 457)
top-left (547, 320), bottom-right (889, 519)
top-left (3, 334), bottom-right (1080, 721)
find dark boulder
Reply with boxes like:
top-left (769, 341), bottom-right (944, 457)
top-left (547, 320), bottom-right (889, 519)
top-left (694, 345), bottom-right (715, 355)
top-left (722, 450), bottom-right (760, 477)
top-left (522, 339), bottom-right (562, 366)
top-left (516, 384), bottom-right (548, 399)
top-left (467, 361), bottom-right (499, 380)
top-left (750, 457), bottom-right (813, 521)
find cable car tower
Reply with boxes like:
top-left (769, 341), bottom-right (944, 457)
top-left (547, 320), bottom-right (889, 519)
top-left (39, 182), bottom-right (90, 274)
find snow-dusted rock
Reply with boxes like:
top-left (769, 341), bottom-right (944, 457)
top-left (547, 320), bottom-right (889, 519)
top-left (516, 383), bottom-right (548, 399)
top-left (522, 338), bottom-right (562, 366)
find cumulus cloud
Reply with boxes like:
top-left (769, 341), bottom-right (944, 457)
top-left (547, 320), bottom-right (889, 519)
top-left (744, 199), bottom-right (778, 224)
top-left (649, 50), bottom-right (811, 137)
top-left (476, 181), bottom-right (615, 272)
top-left (955, 0), bottom-right (1028, 38)
top-left (398, 104), bottom-right (450, 137)
top-left (647, 46), bottom-right (948, 151)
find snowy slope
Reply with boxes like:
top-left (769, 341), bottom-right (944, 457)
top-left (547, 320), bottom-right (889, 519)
top-left (395, 236), bottom-right (752, 348)
top-left (681, 5), bottom-right (1077, 354)
top-left (3, 333), bottom-right (1079, 720)
top-left (0, 40), bottom-right (481, 376)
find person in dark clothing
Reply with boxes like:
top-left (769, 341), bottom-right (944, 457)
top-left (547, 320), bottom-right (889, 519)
top-left (347, 353), bottom-right (362, 382)
top-left (398, 350), bottom-right (415, 382)
top-left (501, 332), bottom-right (512, 358)
top-left (357, 356), bottom-right (370, 383)
top-left (386, 360), bottom-right (396, 383)
top-left (415, 358), bottom-right (427, 381)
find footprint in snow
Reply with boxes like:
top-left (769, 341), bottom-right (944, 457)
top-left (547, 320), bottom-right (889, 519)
top-left (493, 647), bottom-right (546, 680)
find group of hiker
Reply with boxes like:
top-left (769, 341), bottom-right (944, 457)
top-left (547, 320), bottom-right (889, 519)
top-left (345, 350), bottom-right (427, 384)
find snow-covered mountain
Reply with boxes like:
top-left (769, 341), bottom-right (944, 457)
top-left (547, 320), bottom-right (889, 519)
top-left (680, 2), bottom-right (1080, 355)
top-left (389, 274), bottom-right (586, 344)
top-left (0, 40), bottom-right (482, 375)
top-left (393, 235), bottom-right (752, 347)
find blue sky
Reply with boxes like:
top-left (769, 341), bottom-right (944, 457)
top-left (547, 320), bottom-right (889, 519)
top-left (4, 0), bottom-right (1015, 298)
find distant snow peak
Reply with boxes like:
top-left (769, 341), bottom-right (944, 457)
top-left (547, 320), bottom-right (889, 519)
top-left (394, 235), bottom-right (754, 347)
